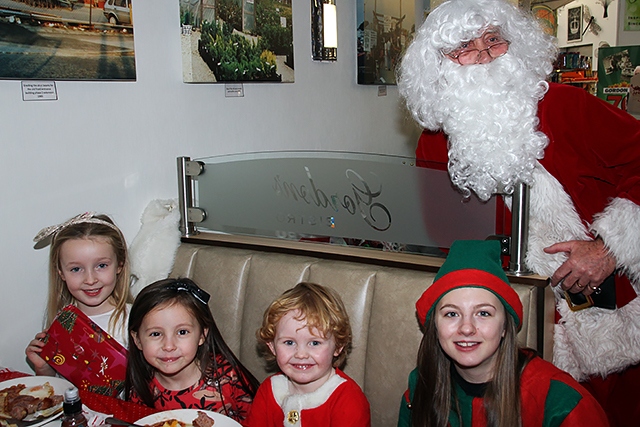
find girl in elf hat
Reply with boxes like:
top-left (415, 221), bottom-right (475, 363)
top-left (398, 240), bottom-right (608, 427)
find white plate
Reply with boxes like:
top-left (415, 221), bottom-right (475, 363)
top-left (135, 409), bottom-right (242, 427)
top-left (0, 376), bottom-right (72, 427)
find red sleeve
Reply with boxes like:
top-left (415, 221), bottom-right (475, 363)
top-left (244, 378), bottom-right (278, 427)
top-left (538, 83), bottom-right (640, 211)
top-left (415, 129), bottom-right (449, 170)
top-left (326, 374), bottom-right (371, 427)
top-left (225, 370), bottom-right (254, 424)
top-left (557, 380), bottom-right (610, 427)
top-left (559, 402), bottom-right (610, 427)
top-left (520, 356), bottom-right (610, 427)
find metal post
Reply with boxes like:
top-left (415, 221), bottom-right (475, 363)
top-left (507, 182), bottom-right (533, 276)
top-left (177, 156), bottom-right (197, 237)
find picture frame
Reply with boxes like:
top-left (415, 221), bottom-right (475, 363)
top-left (356, 0), bottom-right (428, 85)
top-left (179, 0), bottom-right (295, 83)
top-left (532, 4), bottom-right (557, 37)
top-left (0, 0), bottom-right (136, 81)
top-left (567, 5), bottom-right (582, 42)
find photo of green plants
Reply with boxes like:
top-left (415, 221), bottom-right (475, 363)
top-left (180, 0), bottom-right (294, 83)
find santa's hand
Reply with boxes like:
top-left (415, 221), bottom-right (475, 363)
top-left (544, 238), bottom-right (617, 296)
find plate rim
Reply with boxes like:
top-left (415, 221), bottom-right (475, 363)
top-left (0, 375), bottom-right (72, 427)
top-left (135, 408), bottom-right (241, 427)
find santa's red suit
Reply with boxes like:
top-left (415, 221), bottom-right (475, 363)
top-left (417, 83), bottom-right (640, 427)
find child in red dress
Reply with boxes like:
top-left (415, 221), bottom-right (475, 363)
top-left (246, 282), bottom-right (370, 427)
top-left (125, 278), bottom-right (259, 425)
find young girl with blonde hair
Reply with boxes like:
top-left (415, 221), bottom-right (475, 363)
top-left (25, 212), bottom-right (132, 377)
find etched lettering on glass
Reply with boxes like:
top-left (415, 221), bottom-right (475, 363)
top-left (273, 167), bottom-right (391, 232)
top-left (345, 169), bottom-right (391, 231)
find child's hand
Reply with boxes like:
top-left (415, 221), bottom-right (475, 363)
top-left (25, 331), bottom-right (56, 376)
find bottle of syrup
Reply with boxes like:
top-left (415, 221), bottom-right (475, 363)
top-left (61, 387), bottom-right (88, 427)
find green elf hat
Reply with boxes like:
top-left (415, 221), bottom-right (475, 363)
top-left (416, 240), bottom-right (523, 331)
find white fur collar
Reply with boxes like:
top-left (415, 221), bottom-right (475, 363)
top-left (271, 370), bottom-right (345, 427)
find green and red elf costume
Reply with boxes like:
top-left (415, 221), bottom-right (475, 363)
top-left (399, 354), bottom-right (610, 427)
top-left (398, 240), bottom-right (609, 427)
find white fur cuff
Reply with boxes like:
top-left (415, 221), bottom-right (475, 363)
top-left (590, 197), bottom-right (640, 287)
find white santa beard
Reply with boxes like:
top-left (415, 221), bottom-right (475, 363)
top-left (436, 56), bottom-right (548, 201)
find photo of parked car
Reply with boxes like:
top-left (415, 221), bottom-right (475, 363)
top-left (103, 0), bottom-right (131, 25)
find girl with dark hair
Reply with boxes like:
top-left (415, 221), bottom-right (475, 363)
top-left (399, 241), bottom-right (608, 427)
top-left (125, 278), bottom-right (259, 424)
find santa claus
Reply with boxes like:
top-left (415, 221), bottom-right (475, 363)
top-left (397, 0), bottom-right (640, 425)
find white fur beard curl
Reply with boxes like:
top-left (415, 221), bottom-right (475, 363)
top-left (438, 56), bottom-right (548, 201)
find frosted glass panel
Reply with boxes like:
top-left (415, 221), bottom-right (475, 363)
top-left (193, 151), bottom-right (497, 254)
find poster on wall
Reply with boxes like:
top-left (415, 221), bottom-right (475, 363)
top-left (532, 5), bottom-right (557, 37)
top-left (180, 0), bottom-right (294, 83)
top-left (567, 6), bottom-right (582, 42)
top-left (356, 0), bottom-right (427, 85)
top-left (0, 0), bottom-right (136, 81)
top-left (625, 0), bottom-right (640, 31)
top-left (597, 45), bottom-right (640, 113)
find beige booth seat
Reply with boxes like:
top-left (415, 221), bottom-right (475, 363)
top-left (170, 234), bottom-right (551, 427)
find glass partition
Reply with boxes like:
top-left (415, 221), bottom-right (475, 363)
top-left (189, 151), bottom-right (498, 256)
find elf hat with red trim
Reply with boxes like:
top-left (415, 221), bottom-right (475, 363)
top-left (416, 240), bottom-right (523, 331)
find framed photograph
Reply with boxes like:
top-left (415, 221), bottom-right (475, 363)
top-left (0, 0), bottom-right (136, 81)
top-left (180, 0), bottom-right (294, 83)
top-left (567, 6), bottom-right (582, 42)
top-left (532, 5), bottom-right (557, 37)
top-left (356, 0), bottom-right (428, 85)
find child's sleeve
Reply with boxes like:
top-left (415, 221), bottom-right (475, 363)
top-left (228, 370), bottom-right (255, 423)
top-left (328, 379), bottom-right (371, 427)
top-left (244, 380), bottom-right (273, 427)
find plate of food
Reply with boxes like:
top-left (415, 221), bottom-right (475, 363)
top-left (135, 409), bottom-right (242, 427)
top-left (0, 376), bottom-right (71, 427)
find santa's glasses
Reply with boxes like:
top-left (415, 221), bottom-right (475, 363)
top-left (444, 33), bottom-right (510, 65)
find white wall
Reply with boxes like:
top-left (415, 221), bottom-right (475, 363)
top-left (0, 0), bottom-right (421, 372)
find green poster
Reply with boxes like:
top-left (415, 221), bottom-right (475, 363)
top-left (597, 45), bottom-right (640, 111)
top-left (625, 0), bottom-right (640, 31)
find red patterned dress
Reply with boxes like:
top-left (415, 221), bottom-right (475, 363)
top-left (129, 353), bottom-right (254, 424)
